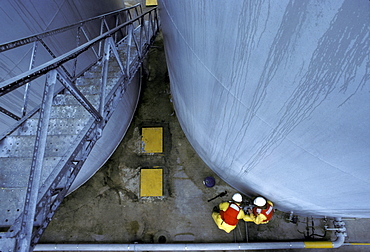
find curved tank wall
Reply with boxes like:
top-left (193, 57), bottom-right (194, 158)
top-left (158, 0), bottom-right (370, 217)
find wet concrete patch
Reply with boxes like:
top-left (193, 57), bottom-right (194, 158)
top-left (174, 233), bottom-right (195, 242)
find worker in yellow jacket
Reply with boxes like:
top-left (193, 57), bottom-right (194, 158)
top-left (211, 193), bottom-right (246, 233)
top-left (243, 196), bottom-right (274, 224)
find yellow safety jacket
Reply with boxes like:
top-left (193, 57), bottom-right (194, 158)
top-left (243, 200), bottom-right (274, 225)
top-left (212, 202), bottom-right (246, 233)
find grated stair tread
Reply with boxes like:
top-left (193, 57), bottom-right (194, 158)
top-left (54, 93), bottom-right (100, 107)
top-left (0, 134), bottom-right (79, 158)
top-left (15, 118), bottom-right (90, 136)
top-left (0, 156), bottom-right (64, 226)
top-left (50, 104), bottom-right (92, 119)
top-left (0, 156), bottom-right (63, 188)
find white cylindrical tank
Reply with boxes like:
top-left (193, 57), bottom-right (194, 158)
top-left (158, 0), bottom-right (370, 217)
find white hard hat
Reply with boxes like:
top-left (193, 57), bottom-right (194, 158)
top-left (232, 193), bottom-right (242, 203)
top-left (254, 197), bottom-right (267, 207)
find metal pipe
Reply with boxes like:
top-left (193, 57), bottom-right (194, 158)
top-left (34, 238), bottom-right (345, 251)
top-left (35, 242), bottom-right (306, 251)
top-left (332, 233), bottom-right (346, 248)
top-left (34, 218), bottom-right (348, 251)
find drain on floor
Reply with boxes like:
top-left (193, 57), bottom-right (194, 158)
top-left (154, 230), bottom-right (170, 243)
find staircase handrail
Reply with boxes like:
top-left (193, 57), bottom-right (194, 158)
top-left (0, 6), bottom-right (157, 97)
top-left (0, 4), bottom-right (141, 53)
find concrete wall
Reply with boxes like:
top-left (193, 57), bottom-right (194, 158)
top-left (159, 0), bottom-right (370, 217)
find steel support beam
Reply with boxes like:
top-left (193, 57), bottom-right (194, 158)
top-left (99, 38), bottom-right (110, 121)
top-left (22, 41), bottom-right (38, 117)
top-left (0, 106), bottom-right (21, 121)
top-left (108, 36), bottom-right (126, 75)
top-left (16, 70), bottom-right (57, 252)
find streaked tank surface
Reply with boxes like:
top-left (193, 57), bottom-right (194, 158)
top-left (158, 0), bottom-right (370, 217)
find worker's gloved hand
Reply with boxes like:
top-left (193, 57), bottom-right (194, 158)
top-left (213, 206), bottom-right (220, 213)
top-left (242, 204), bottom-right (253, 212)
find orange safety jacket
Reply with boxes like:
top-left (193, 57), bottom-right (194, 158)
top-left (220, 203), bottom-right (242, 225)
top-left (253, 202), bottom-right (274, 222)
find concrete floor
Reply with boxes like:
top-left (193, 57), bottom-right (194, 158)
top-left (40, 34), bottom-right (370, 252)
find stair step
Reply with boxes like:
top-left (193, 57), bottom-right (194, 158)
top-left (0, 188), bottom-right (27, 226)
top-left (50, 105), bottom-right (91, 119)
top-left (76, 84), bottom-right (103, 95)
top-left (82, 56), bottom-right (123, 74)
top-left (77, 76), bottom-right (120, 95)
top-left (82, 67), bottom-right (122, 79)
top-left (0, 157), bottom-right (62, 188)
top-left (0, 135), bottom-right (78, 158)
top-left (0, 155), bottom-right (64, 226)
top-left (15, 118), bottom-right (89, 136)
top-left (54, 93), bottom-right (100, 107)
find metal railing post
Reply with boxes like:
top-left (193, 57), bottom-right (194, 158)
top-left (22, 41), bottom-right (38, 117)
top-left (98, 18), bottom-right (105, 57)
top-left (126, 25), bottom-right (133, 78)
top-left (108, 37), bottom-right (126, 74)
top-left (81, 27), bottom-right (99, 59)
top-left (72, 26), bottom-right (82, 78)
top-left (139, 16), bottom-right (145, 53)
top-left (114, 14), bottom-right (119, 43)
top-left (99, 38), bottom-right (111, 120)
top-left (16, 70), bottom-right (57, 252)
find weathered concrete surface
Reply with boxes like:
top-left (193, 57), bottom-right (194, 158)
top-left (40, 34), bottom-right (370, 252)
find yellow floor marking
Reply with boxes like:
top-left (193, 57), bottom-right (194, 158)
top-left (142, 127), bottom-right (163, 153)
top-left (146, 0), bottom-right (158, 6)
top-left (140, 168), bottom-right (163, 197)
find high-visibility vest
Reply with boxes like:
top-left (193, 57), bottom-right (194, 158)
top-left (220, 203), bottom-right (241, 225)
top-left (253, 203), bottom-right (274, 222)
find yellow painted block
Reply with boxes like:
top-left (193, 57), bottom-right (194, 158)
top-left (142, 127), bottom-right (163, 153)
top-left (304, 241), bottom-right (333, 248)
top-left (140, 169), bottom-right (163, 197)
top-left (146, 0), bottom-right (158, 6)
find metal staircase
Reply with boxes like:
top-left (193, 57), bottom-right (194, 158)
top-left (0, 4), bottom-right (159, 251)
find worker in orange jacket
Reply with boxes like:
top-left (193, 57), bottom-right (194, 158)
top-left (243, 196), bottom-right (274, 224)
top-left (211, 193), bottom-right (246, 233)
